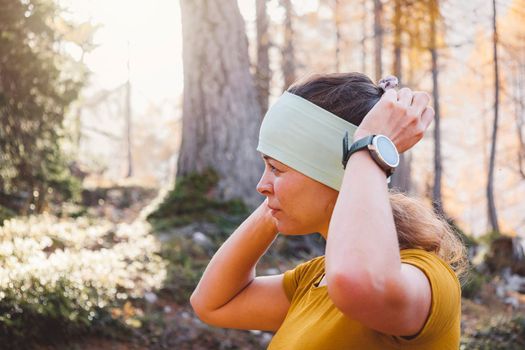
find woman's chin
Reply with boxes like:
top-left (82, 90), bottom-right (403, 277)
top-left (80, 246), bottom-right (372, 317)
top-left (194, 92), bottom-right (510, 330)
top-left (275, 221), bottom-right (313, 236)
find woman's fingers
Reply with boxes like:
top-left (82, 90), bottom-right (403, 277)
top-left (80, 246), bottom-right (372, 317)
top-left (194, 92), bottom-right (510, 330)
top-left (397, 88), bottom-right (413, 108)
top-left (421, 106), bottom-right (435, 130)
top-left (410, 91), bottom-right (431, 117)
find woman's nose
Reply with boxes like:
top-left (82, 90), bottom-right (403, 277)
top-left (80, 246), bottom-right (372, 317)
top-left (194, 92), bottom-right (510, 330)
top-left (256, 173), bottom-right (273, 195)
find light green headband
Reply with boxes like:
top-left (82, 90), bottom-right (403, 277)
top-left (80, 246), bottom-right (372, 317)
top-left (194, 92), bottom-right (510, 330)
top-left (257, 91), bottom-right (358, 191)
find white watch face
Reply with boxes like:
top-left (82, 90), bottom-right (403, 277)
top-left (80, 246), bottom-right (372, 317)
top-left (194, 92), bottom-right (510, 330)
top-left (375, 135), bottom-right (399, 167)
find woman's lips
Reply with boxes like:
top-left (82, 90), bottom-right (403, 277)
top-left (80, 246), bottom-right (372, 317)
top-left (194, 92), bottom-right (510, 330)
top-left (267, 204), bottom-right (280, 215)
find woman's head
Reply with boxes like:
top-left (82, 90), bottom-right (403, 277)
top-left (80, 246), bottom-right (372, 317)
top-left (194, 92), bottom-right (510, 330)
top-left (287, 72), bottom-right (383, 127)
top-left (257, 72), bottom-right (467, 281)
top-left (257, 154), bottom-right (338, 235)
top-left (257, 72), bottom-right (382, 236)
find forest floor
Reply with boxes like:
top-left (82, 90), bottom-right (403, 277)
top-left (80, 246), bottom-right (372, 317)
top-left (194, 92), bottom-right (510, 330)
top-left (39, 185), bottom-right (525, 350)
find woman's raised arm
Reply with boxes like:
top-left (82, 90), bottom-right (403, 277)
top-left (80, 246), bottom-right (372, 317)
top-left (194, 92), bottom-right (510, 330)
top-left (325, 88), bottom-right (435, 336)
top-left (190, 199), bottom-right (290, 331)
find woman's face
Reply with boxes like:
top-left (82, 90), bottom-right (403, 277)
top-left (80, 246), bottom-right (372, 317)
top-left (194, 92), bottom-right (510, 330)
top-left (256, 154), bottom-right (338, 237)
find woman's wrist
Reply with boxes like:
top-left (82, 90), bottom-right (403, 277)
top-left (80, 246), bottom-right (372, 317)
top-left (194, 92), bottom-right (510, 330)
top-left (252, 201), bottom-right (279, 236)
top-left (352, 128), bottom-right (373, 141)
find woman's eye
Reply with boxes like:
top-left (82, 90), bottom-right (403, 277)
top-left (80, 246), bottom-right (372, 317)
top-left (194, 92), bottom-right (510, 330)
top-left (269, 164), bottom-right (279, 173)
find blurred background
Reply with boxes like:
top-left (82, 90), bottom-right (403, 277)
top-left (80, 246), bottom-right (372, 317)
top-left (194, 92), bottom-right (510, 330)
top-left (0, 0), bottom-right (524, 349)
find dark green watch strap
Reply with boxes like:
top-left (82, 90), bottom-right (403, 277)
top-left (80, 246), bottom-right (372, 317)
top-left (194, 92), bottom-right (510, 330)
top-left (342, 134), bottom-right (375, 169)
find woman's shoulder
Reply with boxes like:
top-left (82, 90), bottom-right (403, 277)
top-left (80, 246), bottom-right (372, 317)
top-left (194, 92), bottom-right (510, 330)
top-left (391, 249), bottom-right (462, 346)
top-left (400, 248), bottom-right (458, 279)
top-left (290, 255), bottom-right (325, 276)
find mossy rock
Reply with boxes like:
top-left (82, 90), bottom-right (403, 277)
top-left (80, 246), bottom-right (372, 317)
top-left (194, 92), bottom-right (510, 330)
top-left (147, 169), bottom-right (248, 229)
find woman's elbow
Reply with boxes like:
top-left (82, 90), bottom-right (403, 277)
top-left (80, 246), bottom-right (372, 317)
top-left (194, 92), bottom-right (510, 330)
top-left (190, 291), bottom-right (210, 323)
top-left (326, 269), bottom-right (391, 314)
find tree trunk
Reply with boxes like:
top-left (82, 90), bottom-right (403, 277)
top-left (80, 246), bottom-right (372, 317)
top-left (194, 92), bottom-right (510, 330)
top-left (125, 78), bottom-right (133, 178)
top-left (256, 0), bottom-right (270, 114)
top-left (281, 0), bottom-right (296, 89)
top-left (487, 0), bottom-right (500, 232)
top-left (178, 0), bottom-right (263, 208)
top-left (513, 66), bottom-right (525, 179)
top-left (334, 0), bottom-right (342, 72)
top-left (361, 0), bottom-right (368, 74)
top-left (373, 0), bottom-right (383, 82)
top-left (125, 43), bottom-right (133, 178)
top-left (430, 0), bottom-right (443, 215)
top-left (389, 0), bottom-right (411, 193)
top-left (392, 0), bottom-right (402, 83)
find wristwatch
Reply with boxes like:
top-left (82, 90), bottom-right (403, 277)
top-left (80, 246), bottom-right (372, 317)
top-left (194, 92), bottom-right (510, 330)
top-left (342, 133), bottom-right (400, 177)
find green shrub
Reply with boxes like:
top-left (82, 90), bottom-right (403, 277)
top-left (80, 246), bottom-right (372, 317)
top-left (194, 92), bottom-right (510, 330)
top-left (0, 215), bottom-right (167, 346)
top-left (0, 205), bottom-right (15, 226)
top-left (461, 268), bottom-right (489, 299)
top-left (461, 316), bottom-right (525, 349)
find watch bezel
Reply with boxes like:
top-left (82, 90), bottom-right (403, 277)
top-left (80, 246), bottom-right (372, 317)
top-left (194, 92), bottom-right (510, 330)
top-left (367, 134), bottom-right (400, 172)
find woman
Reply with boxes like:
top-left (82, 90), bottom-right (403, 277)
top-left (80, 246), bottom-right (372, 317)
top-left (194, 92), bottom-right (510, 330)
top-left (190, 72), bottom-right (467, 349)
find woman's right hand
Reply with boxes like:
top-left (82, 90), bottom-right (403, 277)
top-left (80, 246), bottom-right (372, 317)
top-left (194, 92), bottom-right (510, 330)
top-left (190, 196), bottom-right (288, 331)
top-left (354, 88), bottom-right (434, 153)
top-left (257, 198), bottom-right (279, 232)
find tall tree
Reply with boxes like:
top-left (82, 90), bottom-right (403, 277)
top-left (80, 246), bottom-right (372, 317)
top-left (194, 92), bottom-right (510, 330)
top-left (334, 0), bottom-right (342, 72)
top-left (392, 0), bottom-right (402, 82)
top-left (125, 44), bottom-right (133, 178)
top-left (178, 0), bottom-right (263, 207)
top-left (281, 0), bottom-right (296, 89)
top-left (487, 0), bottom-right (500, 232)
top-left (361, 0), bottom-right (368, 74)
top-left (373, 0), bottom-right (383, 82)
top-left (256, 0), bottom-right (270, 114)
top-left (429, 0), bottom-right (443, 214)
top-left (513, 72), bottom-right (525, 178)
top-left (0, 0), bottom-right (87, 213)
top-left (388, 0), bottom-right (412, 193)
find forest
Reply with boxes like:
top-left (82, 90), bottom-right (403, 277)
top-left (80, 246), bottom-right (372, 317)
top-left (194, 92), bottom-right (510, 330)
top-left (1, 0), bottom-right (525, 348)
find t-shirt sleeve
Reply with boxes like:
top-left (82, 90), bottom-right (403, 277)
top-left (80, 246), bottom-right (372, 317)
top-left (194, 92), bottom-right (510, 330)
top-left (282, 257), bottom-right (323, 302)
top-left (390, 249), bottom-right (461, 346)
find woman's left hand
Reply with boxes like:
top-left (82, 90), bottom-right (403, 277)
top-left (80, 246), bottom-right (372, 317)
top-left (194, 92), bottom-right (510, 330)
top-left (353, 88), bottom-right (435, 153)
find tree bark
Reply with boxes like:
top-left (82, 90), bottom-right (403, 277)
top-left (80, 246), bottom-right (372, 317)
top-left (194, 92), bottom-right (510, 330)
top-left (125, 77), bottom-right (133, 178)
top-left (392, 0), bottom-right (402, 83)
top-left (487, 0), bottom-right (500, 232)
top-left (281, 0), bottom-right (296, 89)
top-left (361, 0), bottom-right (368, 74)
top-left (178, 0), bottom-right (263, 208)
top-left (373, 0), bottom-right (383, 82)
top-left (334, 0), bottom-right (342, 72)
top-left (429, 0), bottom-right (443, 215)
top-left (389, 0), bottom-right (411, 193)
top-left (256, 0), bottom-right (270, 114)
top-left (513, 68), bottom-right (525, 179)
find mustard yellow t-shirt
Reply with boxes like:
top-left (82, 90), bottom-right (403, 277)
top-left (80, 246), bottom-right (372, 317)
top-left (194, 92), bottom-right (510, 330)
top-left (268, 249), bottom-right (461, 350)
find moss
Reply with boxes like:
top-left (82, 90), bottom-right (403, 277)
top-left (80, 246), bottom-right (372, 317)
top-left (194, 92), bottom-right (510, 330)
top-left (147, 169), bottom-right (249, 229)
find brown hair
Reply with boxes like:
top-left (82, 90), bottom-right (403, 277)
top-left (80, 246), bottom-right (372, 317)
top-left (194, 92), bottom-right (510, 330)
top-left (288, 72), bottom-right (468, 281)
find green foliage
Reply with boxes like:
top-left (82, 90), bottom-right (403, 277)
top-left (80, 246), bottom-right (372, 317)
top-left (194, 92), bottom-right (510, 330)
top-left (461, 268), bottom-right (489, 299)
top-left (0, 205), bottom-right (14, 226)
top-left (0, 215), bottom-right (167, 347)
top-left (478, 231), bottom-right (501, 246)
top-left (0, 0), bottom-right (88, 213)
top-left (462, 317), bottom-right (525, 350)
top-left (147, 168), bottom-right (249, 229)
top-left (159, 235), bottom-right (209, 304)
